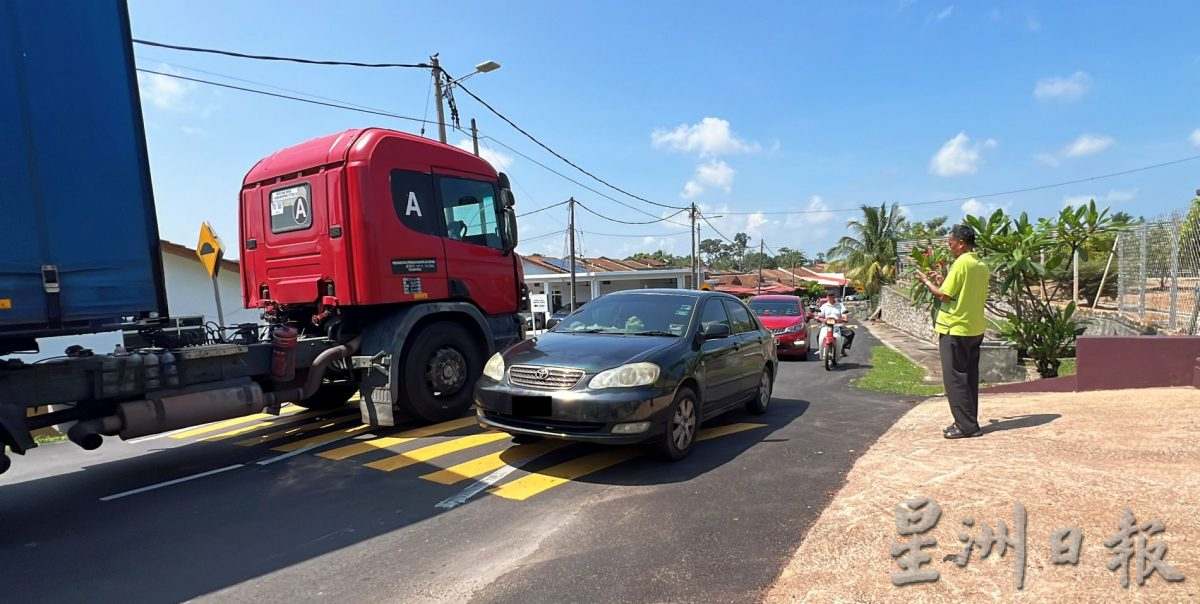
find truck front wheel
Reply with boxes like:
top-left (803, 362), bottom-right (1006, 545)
top-left (399, 321), bottom-right (482, 423)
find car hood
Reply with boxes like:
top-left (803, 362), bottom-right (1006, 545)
top-left (502, 332), bottom-right (678, 373)
top-left (757, 315), bottom-right (806, 329)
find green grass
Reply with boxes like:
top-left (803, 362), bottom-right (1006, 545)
top-left (1022, 357), bottom-right (1077, 377)
top-left (854, 346), bottom-right (944, 397)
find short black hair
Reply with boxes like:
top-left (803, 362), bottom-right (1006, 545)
top-left (950, 224), bottom-right (976, 246)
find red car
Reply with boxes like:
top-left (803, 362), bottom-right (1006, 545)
top-left (747, 295), bottom-right (809, 359)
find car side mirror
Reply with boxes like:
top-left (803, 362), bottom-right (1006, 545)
top-left (702, 323), bottom-right (731, 340)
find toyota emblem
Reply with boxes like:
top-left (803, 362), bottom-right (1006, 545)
top-left (534, 368), bottom-right (550, 380)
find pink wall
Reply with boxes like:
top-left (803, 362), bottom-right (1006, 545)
top-left (984, 336), bottom-right (1200, 394)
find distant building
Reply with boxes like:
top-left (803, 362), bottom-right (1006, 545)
top-left (521, 254), bottom-right (693, 312)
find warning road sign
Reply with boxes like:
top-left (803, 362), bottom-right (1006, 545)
top-left (196, 222), bottom-right (225, 279)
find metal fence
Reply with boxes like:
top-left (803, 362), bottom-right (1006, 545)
top-left (1116, 209), bottom-right (1200, 334)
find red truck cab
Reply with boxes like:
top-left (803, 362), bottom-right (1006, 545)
top-left (240, 128), bottom-right (525, 423)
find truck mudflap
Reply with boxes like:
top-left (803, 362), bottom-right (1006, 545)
top-left (355, 302), bottom-right (511, 427)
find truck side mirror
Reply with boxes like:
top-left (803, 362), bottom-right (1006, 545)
top-left (502, 207), bottom-right (519, 254)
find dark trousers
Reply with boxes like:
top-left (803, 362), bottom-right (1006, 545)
top-left (939, 333), bottom-right (984, 433)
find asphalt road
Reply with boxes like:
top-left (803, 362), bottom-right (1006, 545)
top-left (0, 324), bottom-right (910, 604)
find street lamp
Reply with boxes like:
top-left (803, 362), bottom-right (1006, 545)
top-left (429, 56), bottom-right (502, 144)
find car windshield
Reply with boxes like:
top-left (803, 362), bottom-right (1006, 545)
top-left (748, 301), bottom-right (802, 316)
top-left (552, 294), bottom-right (696, 336)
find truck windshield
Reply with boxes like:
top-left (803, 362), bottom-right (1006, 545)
top-left (553, 294), bottom-right (696, 336)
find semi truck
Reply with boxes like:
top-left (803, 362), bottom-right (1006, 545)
top-left (0, 0), bottom-right (526, 474)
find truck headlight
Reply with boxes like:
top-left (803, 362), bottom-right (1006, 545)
top-left (483, 353), bottom-right (506, 381)
top-left (588, 362), bottom-right (660, 389)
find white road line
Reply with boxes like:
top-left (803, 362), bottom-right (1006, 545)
top-left (255, 434), bottom-right (360, 466)
top-left (435, 463), bottom-right (522, 510)
top-left (99, 464), bottom-right (244, 501)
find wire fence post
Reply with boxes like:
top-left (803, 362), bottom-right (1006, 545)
top-left (1117, 232), bottom-right (1126, 312)
top-left (1169, 214), bottom-right (1181, 330)
top-left (1138, 222), bottom-right (1148, 318)
top-left (1191, 284), bottom-right (1200, 336)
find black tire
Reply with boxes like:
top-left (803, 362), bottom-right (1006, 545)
top-left (399, 321), bottom-right (482, 423)
top-left (746, 368), bottom-right (772, 415)
top-left (824, 344), bottom-right (834, 371)
top-left (656, 387), bottom-right (699, 461)
top-left (296, 382), bottom-right (358, 410)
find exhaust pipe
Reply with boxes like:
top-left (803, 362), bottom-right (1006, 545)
top-left (266, 336), bottom-right (362, 406)
top-left (68, 416), bottom-right (122, 450)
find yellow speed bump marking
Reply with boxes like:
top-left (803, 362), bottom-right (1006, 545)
top-left (233, 414), bottom-right (361, 447)
top-left (488, 422), bottom-right (768, 501)
top-left (364, 432), bottom-right (511, 472)
top-left (270, 423), bottom-right (374, 452)
top-left (315, 417), bottom-right (477, 460)
top-left (199, 409), bottom-right (344, 442)
top-left (169, 405), bottom-right (303, 439)
top-left (420, 439), bottom-right (570, 485)
top-left (488, 448), bottom-right (643, 501)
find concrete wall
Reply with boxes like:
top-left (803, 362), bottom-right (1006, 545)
top-left (879, 286), bottom-right (937, 343)
top-left (1073, 307), bottom-right (1160, 337)
top-left (985, 336), bottom-right (1200, 393)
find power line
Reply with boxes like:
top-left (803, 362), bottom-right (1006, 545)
top-left (451, 79), bottom-right (687, 211)
top-left (576, 201), bottom-right (688, 225)
top-left (520, 229), bottom-right (568, 243)
top-left (133, 39), bottom-right (431, 69)
top-left (517, 200), bottom-right (569, 218)
top-left (135, 68), bottom-right (430, 125)
top-left (718, 154), bottom-right (1200, 216)
top-left (579, 229), bottom-right (691, 239)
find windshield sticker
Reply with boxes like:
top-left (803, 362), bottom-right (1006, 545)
top-left (676, 304), bottom-right (693, 316)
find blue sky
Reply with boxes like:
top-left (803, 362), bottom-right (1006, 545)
top-left (129, 0), bottom-right (1200, 261)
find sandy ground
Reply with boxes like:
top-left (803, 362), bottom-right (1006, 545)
top-left (766, 387), bottom-right (1200, 603)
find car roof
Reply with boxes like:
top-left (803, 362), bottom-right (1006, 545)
top-left (606, 288), bottom-right (735, 301)
top-left (748, 295), bottom-right (801, 301)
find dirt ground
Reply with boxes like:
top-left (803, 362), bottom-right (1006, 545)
top-left (766, 388), bottom-right (1199, 603)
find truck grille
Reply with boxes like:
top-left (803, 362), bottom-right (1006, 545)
top-left (509, 365), bottom-right (585, 390)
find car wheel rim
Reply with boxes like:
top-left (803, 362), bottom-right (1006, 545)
top-left (672, 397), bottom-right (696, 450)
top-left (426, 347), bottom-right (467, 397)
top-left (759, 373), bottom-right (771, 408)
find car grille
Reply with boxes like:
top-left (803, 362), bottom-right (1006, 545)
top-left (484, 412), bottom-right (606, 433)
top-left (508, 365), bottom-right (585, 390)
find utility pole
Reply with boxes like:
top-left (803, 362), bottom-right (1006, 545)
top-left (471, 118), bottom-right (480, 156)
top-left (690, 203), bottom-right (698, 289)
top-left (1073, 249), bottom-right (1080, 302)
top-left (431, 54), bottom-right (448, 144)
top-left (568, 198), bottom-right (577, 312)
top-left (757, 239), bottom-right (764, 295)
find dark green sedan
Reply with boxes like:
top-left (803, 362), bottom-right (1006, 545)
top-left (474, 289), bottom-right (778, 460)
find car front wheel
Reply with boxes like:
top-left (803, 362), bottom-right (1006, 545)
top-left (656, 387), bottom-right (699, 461)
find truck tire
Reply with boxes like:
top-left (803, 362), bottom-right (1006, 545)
top-left (297, 382), bottom-right (358, 410)
top-left (399, 321), bottom-right (482, 423)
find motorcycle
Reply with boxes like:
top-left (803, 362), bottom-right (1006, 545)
top-left (818, 316), bottom-right (854, 370)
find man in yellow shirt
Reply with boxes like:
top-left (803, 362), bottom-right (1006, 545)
top-left (917, 224), bottom-right (990, 439)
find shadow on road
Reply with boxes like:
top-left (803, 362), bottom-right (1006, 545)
top-left (983, 413), bottom-right (1062, 434)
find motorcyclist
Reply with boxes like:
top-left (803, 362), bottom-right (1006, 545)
top-left (817, 294), bottom-right (855, 356)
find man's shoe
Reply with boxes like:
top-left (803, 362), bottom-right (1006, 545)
top-left (943, 424), bottom-right (956, 434)
top-left (944, 426), bottom-right (982, 439)
top-left (841, 348), bottom-right (850, 357)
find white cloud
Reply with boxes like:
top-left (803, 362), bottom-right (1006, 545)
top-left (929, 132), bottom-right (995, 177)
top-left (1190, 128), bottom-right (1200, 146)
top-left (180, 125), bottom-right (205, 136)
top-left (1034, 71), bottom-right (1090, 102)
top-left (784, 196), bottom-right (838, 229)
top-left (961, 198), bottom-right (1008, 217)
top-left (651, 117), bottom-right (761, 156)
top-left (137, 67), bottom-right (193, 110)
top-left (935, 5), bottom-right (955, 20)
top-left (681, 181), bottom-right (704, 200)
top-left (453, 140), bottom-right (515, 171)
top-left (1063, 189), bottom-right (1138, 208)
top-left (695, 159), bottom-right (735, 191)
top-left (1034, 153), bottom-right (1061, 167)
top-left (1064, 133), bottom-right (1115, 157)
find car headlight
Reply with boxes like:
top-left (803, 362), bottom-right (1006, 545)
top-left (588, 362), bottom-right (661, 390)
top-left (782, 324), bottom-right (804, 334)
top-left (483, 352), bottom-right (505, 381)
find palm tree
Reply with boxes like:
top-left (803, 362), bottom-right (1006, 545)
top-left (827, 202), bottom-right (905, 297)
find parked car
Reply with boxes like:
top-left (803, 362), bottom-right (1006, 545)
top-left (475, 289), bottom-right (778, 460)
top-left (544, 299), bottom-right (588, 330)
top-left (747, 294), bottom-right (809, 359)
top-left (520, 312), bottom-right (546, 331)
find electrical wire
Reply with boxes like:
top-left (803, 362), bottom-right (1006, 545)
top-left (135, 68), bottom-right (430, 124)
top-left (521, 229), bottom-right (568, 243)
top-left (576, 201), bottom-right (688, 225)
top-left (517, 200), bottom-right (569, 217)
top-left (133, 39), bottom-right (432, 69)
top-left (450, 79), bottom-right (687, 211)
top-left (718, 154), bottom-right (1200, 215)
top-left (579, 229), bottom-right (691, 238)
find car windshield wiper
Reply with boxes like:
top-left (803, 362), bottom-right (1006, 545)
top-left (566, 328), bottom-right (619, 334)
top-left (626, 330), bottom-right (679, 337)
